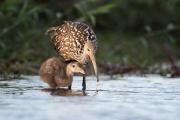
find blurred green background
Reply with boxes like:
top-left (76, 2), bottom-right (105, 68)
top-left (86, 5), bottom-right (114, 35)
top-left (0, 0), bottom-right (180, 75)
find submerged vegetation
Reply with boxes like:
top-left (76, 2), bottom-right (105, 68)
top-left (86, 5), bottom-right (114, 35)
top-left (0, 0), bottom-right (180, 76)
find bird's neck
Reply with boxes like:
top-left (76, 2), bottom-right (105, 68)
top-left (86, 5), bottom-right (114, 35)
top-left (79, 53), bottom-right (88, 64)
top-left (79, 56), bottom-right (85, 64)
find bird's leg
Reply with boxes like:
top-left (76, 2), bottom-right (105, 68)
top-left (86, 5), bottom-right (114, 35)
top-left (68, 84), bottom-right (72, 90)
top-left (82, 74), bottom-right (86, 90)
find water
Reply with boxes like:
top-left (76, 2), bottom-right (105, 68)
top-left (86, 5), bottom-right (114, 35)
top-left (0, 75), bottom-right (180, 120)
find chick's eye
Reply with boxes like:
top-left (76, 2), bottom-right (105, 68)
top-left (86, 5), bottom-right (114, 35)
top-left (72, 65), bottom-right (75, 68)
top-left (87, 48), bottom-right (90, 51)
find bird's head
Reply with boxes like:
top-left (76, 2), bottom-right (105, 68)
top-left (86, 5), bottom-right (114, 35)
top-left (67, 62), bottom-right (85, 75)
top-left (83, 40), bottom-right (99, 82)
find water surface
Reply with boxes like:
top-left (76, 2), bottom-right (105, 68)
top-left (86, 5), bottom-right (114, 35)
top-left (0, 75), bottom-right (180, 120)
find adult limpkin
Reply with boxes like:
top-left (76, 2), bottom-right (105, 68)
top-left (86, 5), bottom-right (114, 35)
top-left (46, 21), bottom-right (99, 90)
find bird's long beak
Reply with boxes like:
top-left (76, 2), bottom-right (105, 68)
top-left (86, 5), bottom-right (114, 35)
top-left (89, 52), bottom-right (99, 82)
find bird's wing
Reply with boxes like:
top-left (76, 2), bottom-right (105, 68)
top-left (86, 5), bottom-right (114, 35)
top-left (46, 21), bottom-right (97, 62)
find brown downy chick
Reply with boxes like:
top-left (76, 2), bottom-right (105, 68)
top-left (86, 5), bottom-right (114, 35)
top-left (40, 57), bottom-right (85, 89)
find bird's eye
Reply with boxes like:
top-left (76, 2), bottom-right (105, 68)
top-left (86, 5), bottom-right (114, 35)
top-left (72, 64), bottom-right (75, 68)
top-left (87, 48), bottom-right (90, 51)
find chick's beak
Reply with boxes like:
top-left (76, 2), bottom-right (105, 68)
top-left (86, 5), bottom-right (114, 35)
top-left (79, 69), bottom-right (85, 74)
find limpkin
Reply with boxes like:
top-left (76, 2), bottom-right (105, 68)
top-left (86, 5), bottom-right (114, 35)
top-left (46, 21), bottom-right (99, 90)
top-left (40, 57), bottom-right (85, 90)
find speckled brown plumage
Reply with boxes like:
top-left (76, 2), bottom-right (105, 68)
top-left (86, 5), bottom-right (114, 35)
top-left (46, 21), bottom-right (97, 63)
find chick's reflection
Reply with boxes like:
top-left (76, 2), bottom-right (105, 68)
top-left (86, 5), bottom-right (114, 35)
top-left (42, 88), bottom-right (87, 96)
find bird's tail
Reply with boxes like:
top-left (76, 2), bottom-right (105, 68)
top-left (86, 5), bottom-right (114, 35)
top-left (45, 27), bottom-right (58, 35)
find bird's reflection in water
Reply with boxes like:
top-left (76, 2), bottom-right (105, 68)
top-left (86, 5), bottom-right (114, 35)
top-left (41, 88), bottom-right (87, 96)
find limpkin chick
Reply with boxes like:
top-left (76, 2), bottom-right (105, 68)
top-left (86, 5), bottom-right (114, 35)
top-left (40, 57), bottom-right (85, 90)
top-left (46, 21), bottom-right (99, 84)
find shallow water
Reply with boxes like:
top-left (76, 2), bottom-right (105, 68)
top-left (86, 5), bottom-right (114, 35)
top-left (0, 75), bottom-right (180, 120)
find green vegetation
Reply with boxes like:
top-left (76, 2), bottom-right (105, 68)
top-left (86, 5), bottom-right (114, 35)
top-left (0, 0), bottom-right (180, 76)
